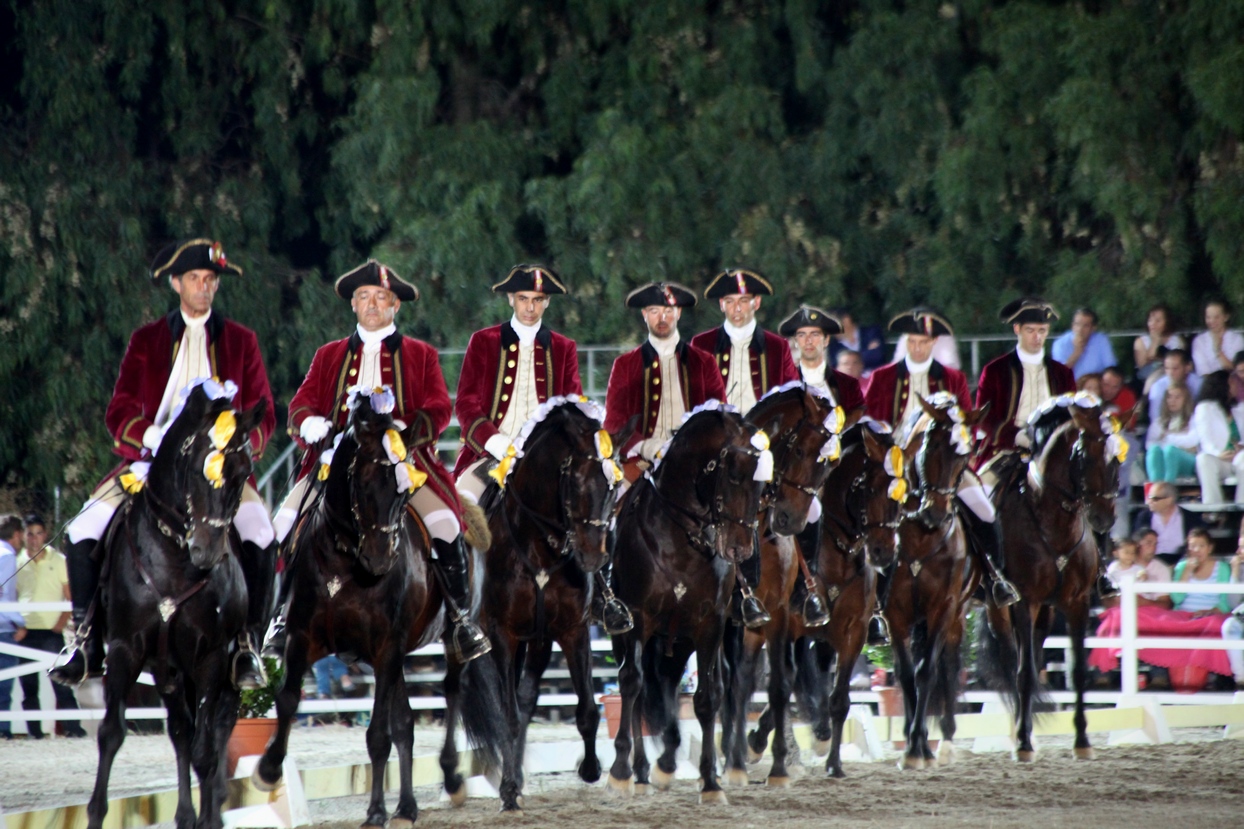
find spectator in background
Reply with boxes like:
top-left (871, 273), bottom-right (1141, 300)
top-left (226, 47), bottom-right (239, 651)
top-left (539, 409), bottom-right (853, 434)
top-left (1051, 307), bottom-right (1116, 379)
top-left (1221, 534), bottom-right (1244, 689)
top-left (1230, 351), bottom-right (1244, 404)
top-left (1146, 349), bottom-right (1201, 424)
top-left (1101, 366), bottom-right (1137, 416)
top-left (16, 514), bottom-right (86, 739)
top-left (835, 348), bottom-right (864, 380)
top-left (1145, 383), bottom-right (1198, 482)
top-left (827, 309), bottom-right (885, 377)
top-left (1133, 303), bottom-right (1185, 384)
top-left (1171, 528), bottom-right (1232, 616)
top-left (1106, 538), bottom-right (1144, 588)
top-left (0, 514), bottom-right (29, 739)
top-left (1132, 482), bottom-right (1198, 563)
top-left (1191, 299), bottom-right (1244, 377)
top-left (1192, 371), bottom-right (1244, 506)
top-left (1077, 372), bottom-right (1102, 397)
top-left (1133, 528), bottom-right (1173, 608)
top-left (892, 332), bottom-right (962, 370)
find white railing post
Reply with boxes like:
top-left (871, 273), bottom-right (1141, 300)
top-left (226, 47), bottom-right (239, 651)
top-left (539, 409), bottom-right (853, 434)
top-left (1119, 574), bottom-right (1140, 697)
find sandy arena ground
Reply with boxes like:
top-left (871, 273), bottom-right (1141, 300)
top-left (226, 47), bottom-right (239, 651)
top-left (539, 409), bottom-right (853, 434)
top-left (2, 721), bottom-right (1241, 829)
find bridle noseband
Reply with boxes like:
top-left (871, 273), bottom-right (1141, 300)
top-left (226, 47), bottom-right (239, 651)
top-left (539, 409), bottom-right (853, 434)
top-left (145, 426), bottom-right (251, 550)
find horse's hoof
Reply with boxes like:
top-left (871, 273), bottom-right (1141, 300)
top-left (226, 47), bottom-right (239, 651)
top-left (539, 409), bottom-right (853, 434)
top-left (447, 785), bottom-right (468, 807)
top-left (900, 756), bottom-right (925, 771)
top-left (634, 783), bottom-right (651, 796)
top-left (606, 774), bottom-right (634, 795)
top-left (826, 767), bottom-right (846, 780)
top-left (497, 807), bottom-right (524, 817)
top-left (1074, 746), bottom-right (1095, 761)
top-left (1014, 750), bottom-right (1036, 763)
top-left (699, 789), bottom-right (729, 805)
top-left (766, 775), bottom-right (792, 789)
top-left (812, 738), bottom-right (831, 757)
top-left (651, 766), bottom-right (675, 791)
top-left (723, 768), bottom-right (749, 787)
top-left (936, 742), bottom-right (956, 766)
top-left (389, 818), bottom-right (414, 829)
top-left (250, 765), bottom-right (280, 792)
top-left (746, 745), bottom-right (763, 764)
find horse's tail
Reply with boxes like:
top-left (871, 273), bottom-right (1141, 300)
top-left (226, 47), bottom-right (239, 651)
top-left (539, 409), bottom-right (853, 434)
top-left (974, 606), bottom-right (1021, 712)
top-left (461, 502), bottom-right (492, 553)
top-left (639, 637), bottom-right (677, 736)
top-left (792, 636), bottom-right (828, 724)
top-left (457, 654), bottom-right (508, 771)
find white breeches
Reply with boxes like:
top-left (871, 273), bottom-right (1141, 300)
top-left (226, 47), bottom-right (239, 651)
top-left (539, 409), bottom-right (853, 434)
top-left (275, 475), bottom-right (460, 545)
top-left (455, 458), bottom-right (491, 506)
top-left (957, 469), bottom-right (996, 522)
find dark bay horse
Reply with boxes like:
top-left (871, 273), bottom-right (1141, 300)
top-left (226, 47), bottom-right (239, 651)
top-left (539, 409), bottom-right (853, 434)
top-left (887, 394), bottom-right (989, 770)
top-left (722, 421), bottom-right (902, 782)
top-left (253, 388), bottom-right (503, 827)
top-left (607, 404), bottom-right (772, 804)
top-left (979, 394), bottom-right (1124, 762)
top-left (88, 383), bottom-right (266, 829)
top-left (439, 397), bottom-right (633, 813)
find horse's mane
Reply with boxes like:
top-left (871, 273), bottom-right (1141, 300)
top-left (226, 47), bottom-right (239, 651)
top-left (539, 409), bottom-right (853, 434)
top-left (841, 418), bottom-right (892, 449)
top-left (1026, 392), bottom-right (1100, 456)
top-left (759, 379), bottom-right (835, 406)
top-left (513, 395), bottom-right (604, 455)
top-left (650, 400), bottom-right (739, 471)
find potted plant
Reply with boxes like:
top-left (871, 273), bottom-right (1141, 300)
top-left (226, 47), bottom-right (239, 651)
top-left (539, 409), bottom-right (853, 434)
top-left (227, 656), bottom-right (284, 776)
top-left (864, 644), bottom-right (903, 718)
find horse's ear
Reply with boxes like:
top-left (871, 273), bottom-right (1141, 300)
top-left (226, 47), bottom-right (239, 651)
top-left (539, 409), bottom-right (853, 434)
top-left (1068, 403), bottom-right (1097, 433)
top-left (843, 405), bottom-right (866, 430)
top-left (916, 393), bottom-right (938, 419)
top-left (963, 401), bottom-right (990, 427)
top-left (611, 414), bottom-right (642, 458)
top-left (861, 426), bottom-right (885, 462)
top-left (235, 397), bottom-right (268, 439)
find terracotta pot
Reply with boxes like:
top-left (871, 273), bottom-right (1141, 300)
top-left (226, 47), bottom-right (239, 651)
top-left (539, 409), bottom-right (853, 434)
top-left (227, 717), bottom-right (278, 776)
top-left (874, 686), bottom-right (904, 717)
top-left (1170, 664), bottom-right (1209, 694)
top-left (601, 694), bottom-right (691, 738)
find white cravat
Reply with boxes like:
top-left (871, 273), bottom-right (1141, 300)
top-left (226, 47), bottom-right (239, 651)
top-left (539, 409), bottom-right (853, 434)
top-left (155, 310), bottom-right (212, 427)
top-left (649, 331), bottom-right (685, 442)
top-left (355, 323), bottom-right (395, 391)
top-left (901, 355), bottom-right (933, 423)
top-left (800, 360), bottom-right (831, 396)
top-left (497, 316), bottom-right (543, 438)
top-left (1014, 346), bottom-right (1050, 434)
top-left (723, 320), bottom-right (758, 412)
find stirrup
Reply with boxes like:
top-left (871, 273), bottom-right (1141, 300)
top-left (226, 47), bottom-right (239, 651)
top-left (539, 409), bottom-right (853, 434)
top-left (866, 613), bottom-right (891, 647)
top-left (232, 637), bottom-right (266, 691)
top-left (801, 589), bottom-right (830, 628)
top-left (599, 586), bottom-right (634, 635)
top-left (48, 629), bottom-right (103, 686)
top-left (991, 576), bottom-right (1021, 607)
top-left (447, 612), bottom-right (491, 663)
top-left (740, 592), bottom-right (771, 630)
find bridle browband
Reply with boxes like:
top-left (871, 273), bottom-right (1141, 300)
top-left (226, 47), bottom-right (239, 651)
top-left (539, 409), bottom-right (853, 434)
top-left (321, 432), bottom-right (406, 559)
top-left (758, 393), bottom-right (836, 504)
top-left (821, 451), bottom-right (902, 557)
top-left (144, 422), bottom-right (252, 550)
top-left (1039, 421), bottom-right (1117, 515)
top-left (504, 434), bottom-right (615, 557)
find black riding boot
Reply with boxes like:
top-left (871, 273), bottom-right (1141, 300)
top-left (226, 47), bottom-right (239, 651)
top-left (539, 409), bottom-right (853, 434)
top-left (590, 527), bottom-right (633, 634)
top-left (789, 521), bottom-right (829, 627)
top-left (867, 564), bottom-right (893, 647)
top-left (960, 504), bottom-right (1020, 607)
top-left (734, 541), bottom-right (771, 630)
top-left (49, 539), bottom-right (105, 686)
top-left (1094, 529), bottom-right (1121, 599)
top-left (434, 537), bottom-right (491, 663)
top-left (261, 567), bottom-right (289, 661)
top-left (233, 541), bottom-right (274, 690)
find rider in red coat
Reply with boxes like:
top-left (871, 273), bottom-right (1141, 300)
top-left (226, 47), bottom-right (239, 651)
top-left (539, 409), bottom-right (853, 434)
top-left (453, 265), bottom-right (583, 502)
top-left (778, 305), bottom-right (865, 412)
top-left (690, 269), bottom-right (800, 414)
top-left (863, 308), bottom-right (970, 428)
top-left (56, 239), bottom-right (276, 687)
top-left (271, 260), bottom-right (488, 663)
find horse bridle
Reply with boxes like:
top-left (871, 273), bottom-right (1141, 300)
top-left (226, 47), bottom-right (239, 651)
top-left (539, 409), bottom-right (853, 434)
top-left (320, 440), bottom-right (406, 557)
top-left (822, 455), bottom-right (902, 556)
top-left (1052, 428), bottom-right (1117, 514)
top-left (506, 450), bottom-right (615, 556)
top-left (912, 418), bottom-right (969, 518)
top-left (654, 434), bottom-right (767, 554)
top-left (763, 406), bottom-right (837, 504)
top-left (145, 426), bottom-right (252, 551)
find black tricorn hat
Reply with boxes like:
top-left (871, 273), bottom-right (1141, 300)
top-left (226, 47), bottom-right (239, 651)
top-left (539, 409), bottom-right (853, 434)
top-left (334, 260), bottom-right (419, 302)
top-left (887, 306), bottom-right (954, 337)
top-left (491, 264), bottom-right (567, 295)
top-left (778, 305), bottom-right (841, 337)
top-left (703, 268), bottom-right (774, 299)
top-left (625, 281), bottom-right (697, 309)
top-left (999, 296), bottom-right (1059, 325)
top-left (150, 239), bottom-right (242, 282)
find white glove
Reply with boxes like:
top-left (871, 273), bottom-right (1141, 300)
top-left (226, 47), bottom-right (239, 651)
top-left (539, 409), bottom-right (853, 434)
top-left (300, 416), bottom-right (331, 443)
top-left (142, 425), bottom-right (164, 454)
top-left (484, 434), bottom-right (514, 460)
top-left (637, 436), bottom-right (666, 462)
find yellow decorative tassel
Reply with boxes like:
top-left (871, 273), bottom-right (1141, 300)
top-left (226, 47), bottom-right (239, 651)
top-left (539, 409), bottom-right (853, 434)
top-left (384, 428), bottom-right (407, 462)
top-left (887, 477), bottom-right (908, 503)
top-left (488, 445), bottom-right (518, 488)
top-left (203, 450), bottom-right (225, 488)
top-left (595, 429), bottom-right (614, 460)
top-left (119, 472), bottom-right (144, 494)
top-left (318, 463), bottom-right (330, 481)
top-left (211, 411), bottom-right (237, 450)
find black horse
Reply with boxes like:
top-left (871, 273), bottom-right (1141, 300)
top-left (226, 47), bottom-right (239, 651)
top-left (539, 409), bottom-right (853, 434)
top-left (606, 404), bottom-right (771, 804)
top-left (440, 397), bottom-right (634, 812)
top-left (86, 383), bottom-right (266, 829)
top-left (253, 388), bottom-right (504, 827)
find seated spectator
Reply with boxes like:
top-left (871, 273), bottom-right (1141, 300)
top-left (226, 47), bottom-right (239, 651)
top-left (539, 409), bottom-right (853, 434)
top-left (1133, 528), bottom-right (1173, 608)
top-left (0, 514), bottom-right (27, 739)
top-left (1172, 528), bottom-right (1233, 616)
top-left (1077, 372), bottom-right (1103, 397)
top-left (1052, 307), bottom-right (1117, 379)
top-left (1192, 371), bottom-right (1244, 506)
top-left (1220, 533), bottom-right (1244, 689)
top-left (835, 348), bottom-right (864, 380)
top-left (1145, 348), bottom-right (1201, 424)
top-left (1101, 366), bottom-right (1137, 416)
top-left (310, 654), bottom-right (357, 726)
top-left (1106, 537), bottom-right (1144, 586)
top-left (1231, 350), bottom-right (1244, 404)
top-left (1134, 303), bottom-right (1185, 384)
top-left (1190, 299), bottom-right (1244, 377)
top-left (828, 309), bottom-right (885, 377)
top-left (1132, 482), bottom-right (1200, 564)
top-left (892, 332), bottom-right (961, 370)
top-left (1144, 383), bottom-right (1198, 482)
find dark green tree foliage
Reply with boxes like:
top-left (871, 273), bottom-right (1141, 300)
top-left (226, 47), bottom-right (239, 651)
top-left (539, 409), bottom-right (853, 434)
top-left (2, 0), bottom-right (1243, 504)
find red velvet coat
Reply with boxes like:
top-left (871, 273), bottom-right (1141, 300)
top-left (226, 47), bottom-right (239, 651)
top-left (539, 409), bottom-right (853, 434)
top-left (288, 330), bottom-right (460, 516)
top-left (689, 326), bottom-right (800, 404)
top-left (603, 339), bottom-right (726, 456)
top-left (974, 350), bottom-right (1077, 465)
top-left (105, 310), bottom-right (275, 463)
top-left (863, 360), bottom-right (971, 427)
top-left (453, 323), bottom-right (582, 477)
top-left (814, 368), bottom-right (866, 413)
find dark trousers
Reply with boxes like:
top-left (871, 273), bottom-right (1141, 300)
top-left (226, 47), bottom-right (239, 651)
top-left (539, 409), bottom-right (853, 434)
top-left (19, 628), bottom-right (83, 735)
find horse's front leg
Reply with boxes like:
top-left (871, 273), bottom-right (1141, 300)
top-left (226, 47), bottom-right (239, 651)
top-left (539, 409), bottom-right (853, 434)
top-left (361, 645), bottom-right (395, 827)
top-left (717, 622), bottom-right (749, 783)
top-left (1064, 600), bottom-right (1094, 760)
top-left (490, 632), bottom-right (525, 812)
top-left (607, 629), bottom-right (642, 793)
top-left (1013, 601), bottom-right (1039, 762)
top-left (440, 656), bottom-right (467, 806)
top-left (907, 624), bottom-right (944, 769)
top-left (382, 644), bottom-right (419, 828)
top-left (254, 628), bottom-right (311, 790)
top-left (826, 627), bottom-right (863, 778)
top-left (190, 650), bottom-right (236, 829)
top-left (560, 624), bottom-right (602, 784)
top-left (162, 681), bottom-right (198, 829)
top-left (514, 636), bottom-right (554, 791)
top-left (87, 643), bottom-right (143, 829)
top-left (694, 625), bottom-right (728, 804)
top-left (765, 629), bottom-right (795, 787)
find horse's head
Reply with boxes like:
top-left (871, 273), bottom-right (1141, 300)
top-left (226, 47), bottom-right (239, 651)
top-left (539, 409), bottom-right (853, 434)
top-left (507, 399), bottom-right (635, 574)
top-left (1066, 399), bottom-right (1129, 533)
top-left (825, 423), bottom-right (904, 569)
top-left (336, 386), bottom-right (411, 576)
top-left (749, 383), bottom-right (862, 536)
top-left (153, 381), bottom-right (266, 569)
top-left (908, 394), bottom-right (989, 528)
top-left (656, 405), bottom-right (770, 563)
